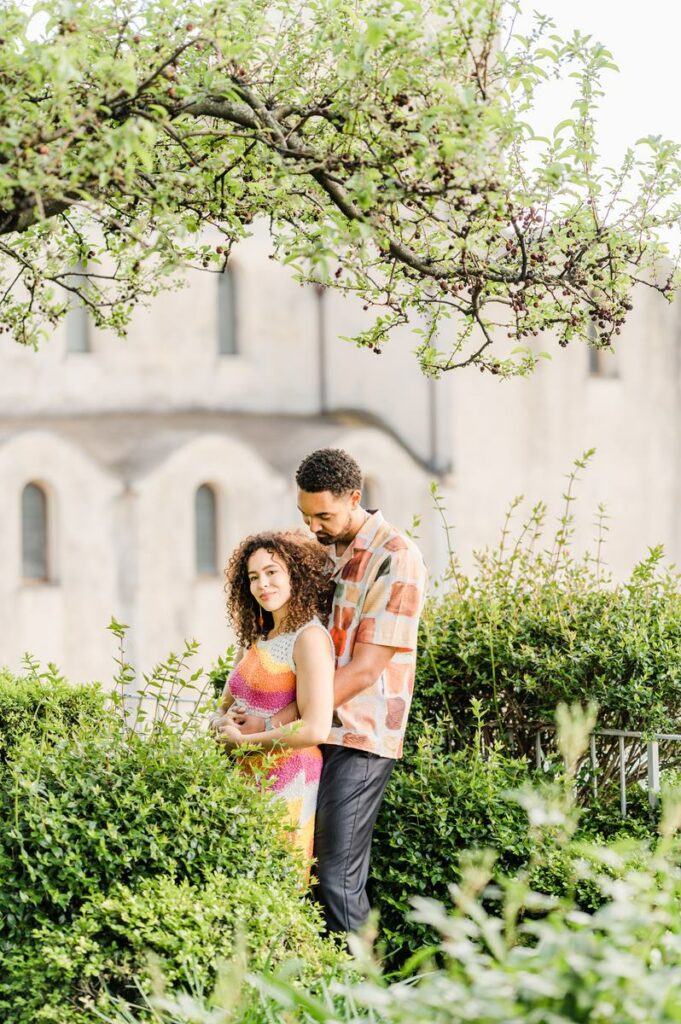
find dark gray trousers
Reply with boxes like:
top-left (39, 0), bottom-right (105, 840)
top-left (313, 744), bottom-right (395, 934)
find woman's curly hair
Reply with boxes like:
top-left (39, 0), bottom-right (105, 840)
top-left (224, 530), bottom-right (335, 648)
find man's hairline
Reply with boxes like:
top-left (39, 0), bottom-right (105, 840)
top-left (296, 485), bottom-right (362, 502)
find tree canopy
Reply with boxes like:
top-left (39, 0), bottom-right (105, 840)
top-left (1, 0), bottom-right (680, 375)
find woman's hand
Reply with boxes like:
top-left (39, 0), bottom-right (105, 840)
top-left (225, 705), bottom-right (266, 734)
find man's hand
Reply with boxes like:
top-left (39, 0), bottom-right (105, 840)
top-left (208, 711), bottom-right (228, 734)
top-left (215, 722), bottom-right (246, 749)
top-left (225, 704), bottom-right (266, 735)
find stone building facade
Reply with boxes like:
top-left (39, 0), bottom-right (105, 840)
top-left (1, 225), bottom-right (679, 684)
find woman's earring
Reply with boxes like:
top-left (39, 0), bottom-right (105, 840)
top-left (258, 607), bottom-right (264, 631)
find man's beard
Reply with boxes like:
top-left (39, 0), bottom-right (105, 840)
top-left (315, 512), bottom-right (355, 547)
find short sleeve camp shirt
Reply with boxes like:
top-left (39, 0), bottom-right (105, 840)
top-left (327, 510), bottom-right (427, 759)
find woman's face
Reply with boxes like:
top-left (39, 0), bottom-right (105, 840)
top-left (247, 548), bottom-right (292, 614)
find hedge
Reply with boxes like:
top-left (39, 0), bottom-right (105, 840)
top-left (0, 675), bottom-right (343, 1023)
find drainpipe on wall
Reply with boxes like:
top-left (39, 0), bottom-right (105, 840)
top-left (427, 373), bottom-right (453, 476)
top-left (315, 284), bottom-right (328, 415)
top-left (113, 483), bottom-right (139, 680)
top-left (673, 304), bottom-right (681, 564)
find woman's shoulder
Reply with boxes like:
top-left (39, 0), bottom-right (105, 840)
top-left (293, 615), bottom-right (332, 638)
top-left (292, 617), bottom-right (335, 662)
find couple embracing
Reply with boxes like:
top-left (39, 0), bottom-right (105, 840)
top-left (210, 448), bottom-right (427, 935)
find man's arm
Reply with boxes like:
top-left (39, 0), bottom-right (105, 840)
top-left (216, 627), bottom-right (334, 750)
top-left (227, 641), bottom-right (399, 733)
top-left (229, 543), bottom-right (424, 734)
top-left (332, 642), bottom-right (398, 706)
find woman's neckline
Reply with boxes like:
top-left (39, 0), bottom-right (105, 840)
top-left (259, 629), bottom-right (289, 643)
top-left (258, 616), bottom-right (319, 643)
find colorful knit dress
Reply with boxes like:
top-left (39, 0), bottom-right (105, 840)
top-left (226, 617), bottom-right (334, 869)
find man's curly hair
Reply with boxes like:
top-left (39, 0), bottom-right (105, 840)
top-left (295, 448), bottom-right (362, 496)
top-left (224, 530), bottom-right (334, 648)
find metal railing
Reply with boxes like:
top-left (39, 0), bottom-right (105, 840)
top-left (534, 727), bottom-right (681, 816)
top-left (116, 690), bottom-right (681, 819)
top-left (114, 689), bottom-right (212, 728)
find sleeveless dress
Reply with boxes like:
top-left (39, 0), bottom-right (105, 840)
top-left (226, 617), bottom-right (334, 869)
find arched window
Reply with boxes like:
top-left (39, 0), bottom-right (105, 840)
top-left (217, 267), bottom-right (238, 355)
top-left (22, 483), bottom-right (49, 580)
top-left (361, 477), bottom-right (379, 512)
top-left (195, 484), bottom-right (218, 575)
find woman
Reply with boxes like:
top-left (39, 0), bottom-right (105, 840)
top-left (211, 530), bottom-right (335, 870)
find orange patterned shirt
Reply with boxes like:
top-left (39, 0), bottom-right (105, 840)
top-left (327, 510), bottom-right (427, 759)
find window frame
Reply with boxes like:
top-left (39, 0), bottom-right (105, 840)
top-left (194, 482), bottom-right (219, 577)
top-left (21, 481), bottom-right (51, 583)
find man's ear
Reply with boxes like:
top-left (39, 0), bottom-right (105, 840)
top-left (350, 488), bottom-right (362, 509)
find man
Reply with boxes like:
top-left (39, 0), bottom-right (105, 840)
top-left (227, 448), bottom-right (427, 934)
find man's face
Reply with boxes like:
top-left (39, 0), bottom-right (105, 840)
top-left (297, 488), bottom-right (360, 546)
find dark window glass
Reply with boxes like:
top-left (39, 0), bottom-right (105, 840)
top-left (195, 484), bottom-right (218, 575)
top-left (22, 483), bottom-right (49, 580)
top-left (588, 320), bottom-right (618, 378)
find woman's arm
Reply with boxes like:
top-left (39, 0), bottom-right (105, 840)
top-left (217, 627), bottom-right (333, 751)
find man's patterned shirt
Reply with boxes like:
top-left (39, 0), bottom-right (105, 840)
top-left (326, 510), bottom-right (427, 759)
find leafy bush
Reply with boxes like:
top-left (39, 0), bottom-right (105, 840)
top-left (5, 874), bottom-right (339, 1024)
top-left (413, 455), bottom-right (681, 768)
top-left (370, 725), bottom-right (532, 963)
top-left (340, 829), bottom-right (681, 1024)
top-left (0, 695), bottom-right (342, 1023)
top-left (111, 716), bottom-right (681, 1024)
top-left (0, 660), bottom-right (107, 761)
top-left (206, 648), bottom-right (236, 701)
top-left (371, 458), bottom-right (679, 961)
top-left (371, 714), bottom-right (664, 963)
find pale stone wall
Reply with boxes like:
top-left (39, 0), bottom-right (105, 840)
top-left (129, 433), bottom-right (288, 675)
top-left (0, 224), bottom-right (451, 470)
top-left (447, 285), bottom-right (681, 574)
top-left (0, 417), bottom-right (435, 683)
top-left (0, 431), bottom-right (119, 682)
top-left (0, 225), bottom-right (679, 686)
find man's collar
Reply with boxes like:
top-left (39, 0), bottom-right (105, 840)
top-left (331, 509), bottom-right (384, 575)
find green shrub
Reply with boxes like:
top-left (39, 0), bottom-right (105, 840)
top-left (370, 459), bottom-right (680, 962)
top-left (370, 727), bottom-right (533, 963)
top-left (412, 457), bottom-right (681, 770)
top-left (0, 699), bottom-right (342, 1023)
top-left (4, 874), bottom-right (339, 1023)
top-left (371, 725), bottom-right (663, 962)
top-left (100, 738), bottom-right (681, 1024)
top-left (300, 831), bottom-right (681, 1024)
top-left (0, 662), bottom-right (107, 761)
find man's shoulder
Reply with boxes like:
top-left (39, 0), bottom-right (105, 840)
top-left (373, 519), bottom-right (425, 565)
top-left (371, 521), bottom-right (427, 587)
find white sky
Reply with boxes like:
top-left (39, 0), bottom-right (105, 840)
top-left (517, 2), bottom-right (681, 167)
top-left (21, 1), bottom-right (681, 165)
